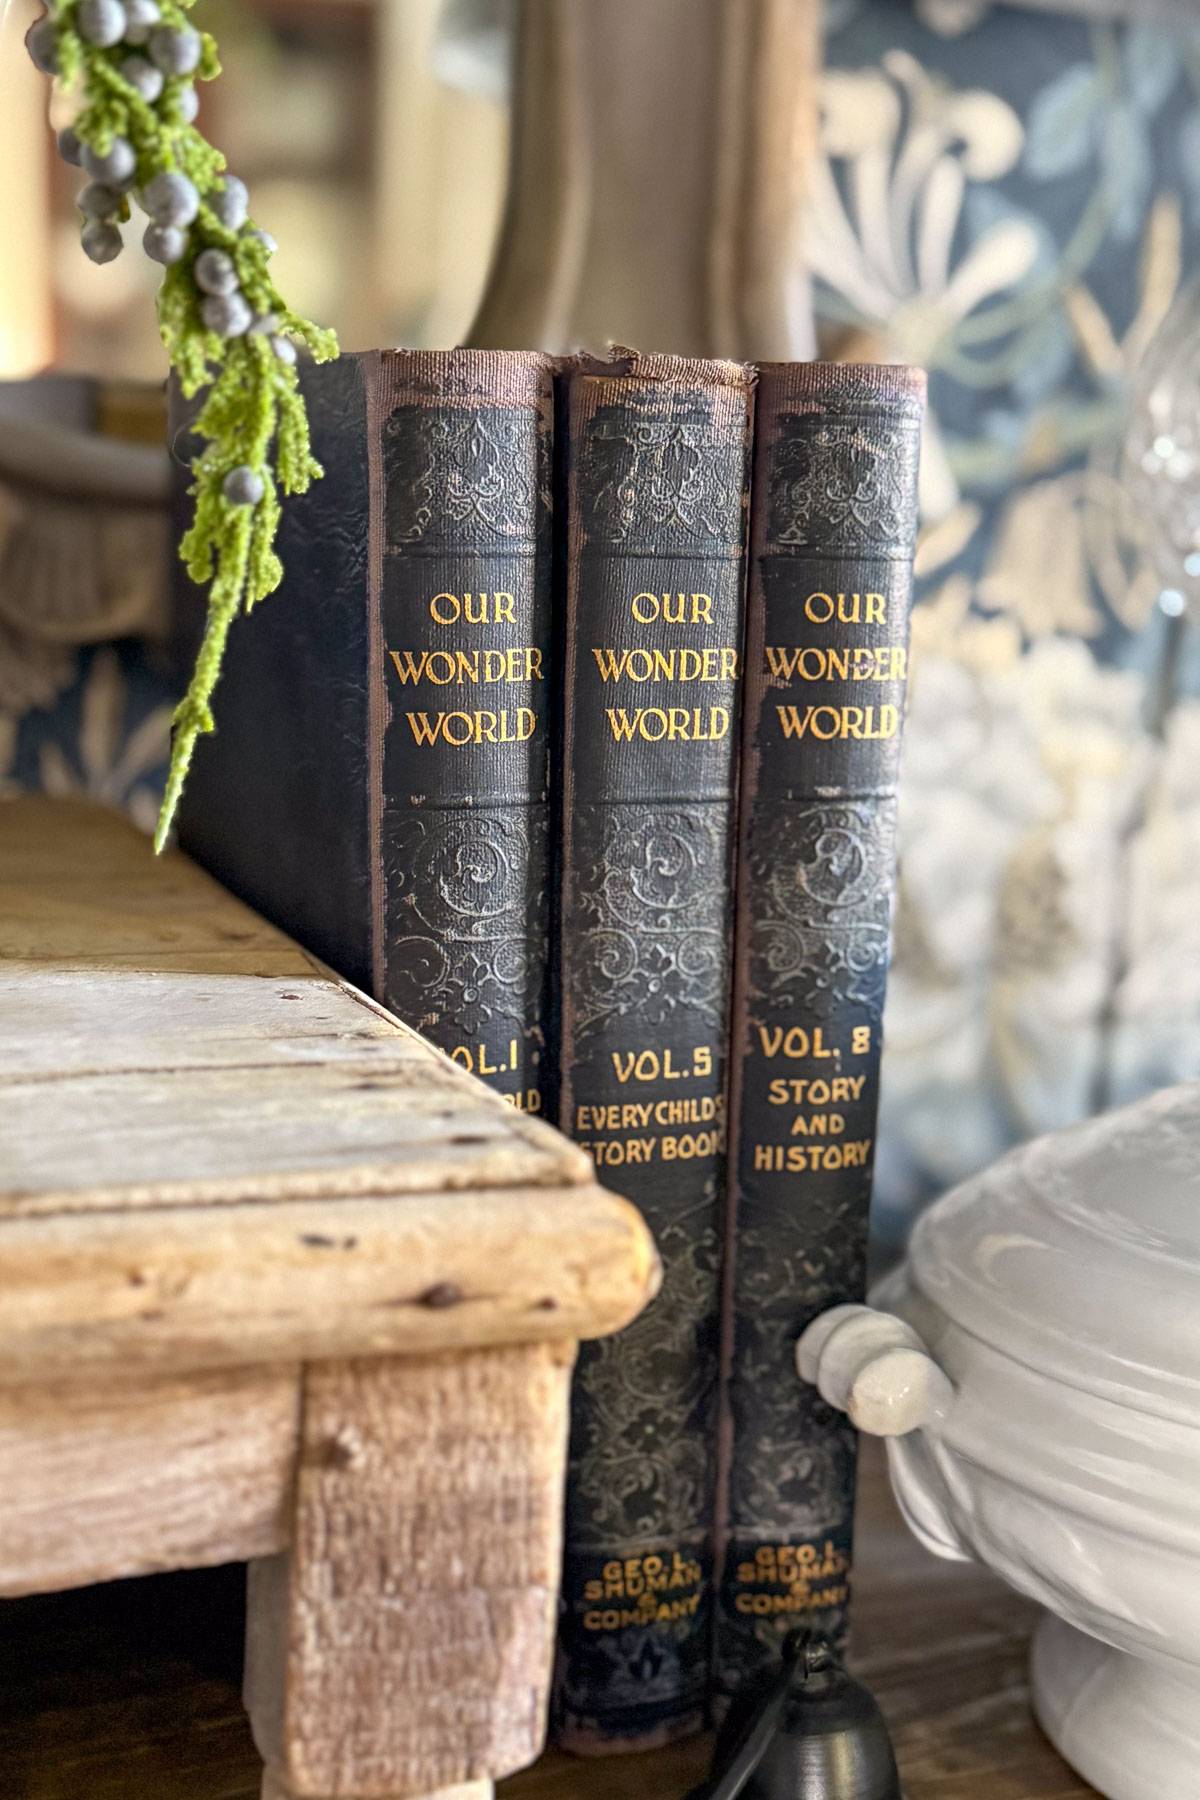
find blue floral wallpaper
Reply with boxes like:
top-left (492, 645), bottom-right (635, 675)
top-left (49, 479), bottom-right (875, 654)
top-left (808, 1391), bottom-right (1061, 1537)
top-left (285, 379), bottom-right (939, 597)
top-left (5, 0), bottom-right (1200, 1241)
top-left (817, 0), bottom-right (1200, 1239)
top-left (2, 642), bottom-right (171, 833)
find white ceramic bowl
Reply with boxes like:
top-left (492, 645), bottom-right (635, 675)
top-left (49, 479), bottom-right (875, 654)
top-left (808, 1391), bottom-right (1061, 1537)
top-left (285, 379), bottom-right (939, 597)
top-left (798, 1081), bottom-right (1200, 1800)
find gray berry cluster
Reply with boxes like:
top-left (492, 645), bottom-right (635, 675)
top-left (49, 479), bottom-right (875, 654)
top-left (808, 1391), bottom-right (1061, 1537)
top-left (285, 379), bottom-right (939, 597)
top-left (76, 125), bottom-right (138, 263)
top-left (31, 3), bottom-right (297, 363)
top-left (187, 181), bottom-right (293, 355)
top-left (26, 0), bottom-right (198, 264)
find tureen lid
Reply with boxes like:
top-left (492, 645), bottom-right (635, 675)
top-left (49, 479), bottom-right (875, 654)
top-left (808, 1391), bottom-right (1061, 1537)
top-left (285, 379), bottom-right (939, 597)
top-left (905, 1082), bottom-right (1200, 1421)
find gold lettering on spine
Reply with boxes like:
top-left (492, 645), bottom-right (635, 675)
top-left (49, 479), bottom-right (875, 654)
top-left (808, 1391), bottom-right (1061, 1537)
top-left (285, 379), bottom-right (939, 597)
top-left (570, 1042), bottom-right (724, 1169)
top-left (801, 592), bottom-right (887, 625)
top-left (581, 1547), bottom-right (705, 1632)
top-left (428, 591), bottom-right (516, 624)
top-left (591, 646), bottom-right (739, 683)
top-left (764, 645), bottom-right (907, 684)
top-left (606, 707), bottom-right (730, 742)
top-left (389, 647), bottom-right (543, 686)
top-left (731, 1540), bottom-right (850, 1620)
top-left (387, 591), bottom-right (543, 746)
top-left (775, 704), bottom-right (899, 741)
top-left (745, 1023), bottom-right (877, 1178)
top-left (405, 708), bottom-right (536, 746)
top-left (629, 592), bottom-right (715, 624)
top-left (587, 593), bottom-right (740, 745)
top-left (761, 588), bottom-right (904, 742)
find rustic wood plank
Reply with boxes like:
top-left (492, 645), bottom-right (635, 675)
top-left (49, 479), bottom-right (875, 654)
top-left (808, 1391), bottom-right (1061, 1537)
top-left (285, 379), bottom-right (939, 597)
top-left (0, 968), bottom-right (404, 1077)
top-left (0, 799), bottom-right (598, 1216)
top-left (0, 1059), bottom-right (592, 1216)
top-left (0, 1188), bottom-right (659, 1380)
top-left (0, 798), bottom-right (314, 976)
top-left (0, 1366), bottom-right (298, 1597)
top-left (246, 1345), bottom-right (573, 1799)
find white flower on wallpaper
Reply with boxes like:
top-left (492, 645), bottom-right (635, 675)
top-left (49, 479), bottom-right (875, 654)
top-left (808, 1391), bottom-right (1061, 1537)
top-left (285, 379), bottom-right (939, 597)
top-left (809, 34), bottom-right (1196, 511)
top-left (809, 52), bottom-right (1033, 519)
top-left (813, 55), bottom-right (1029, 335)
top-left (876, 613), bottom-right (1200, 1229)
top-left (879, 633), bottom-right (1143, 1220)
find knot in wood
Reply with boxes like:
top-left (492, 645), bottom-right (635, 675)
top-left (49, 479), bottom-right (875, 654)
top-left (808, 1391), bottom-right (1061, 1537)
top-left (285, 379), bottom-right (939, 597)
top-left (308, 1426), bottom-right (364, 1472)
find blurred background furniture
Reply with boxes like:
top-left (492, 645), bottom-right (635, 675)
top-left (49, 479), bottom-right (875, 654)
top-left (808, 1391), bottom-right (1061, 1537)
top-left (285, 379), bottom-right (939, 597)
top-left (466, 0), bottom-right (820, 357)
top-left (0, 797), bottom-right (658, 1800)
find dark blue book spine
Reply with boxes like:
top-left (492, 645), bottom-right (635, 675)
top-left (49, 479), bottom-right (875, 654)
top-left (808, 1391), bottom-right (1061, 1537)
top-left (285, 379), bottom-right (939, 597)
top-left (714, 362), bottom-right (925, 1705)
top-left (554, 352), bottom-right (753, 1751)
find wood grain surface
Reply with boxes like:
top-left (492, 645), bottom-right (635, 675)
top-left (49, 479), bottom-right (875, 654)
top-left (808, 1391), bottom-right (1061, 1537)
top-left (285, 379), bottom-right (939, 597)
top-left (0, 1367), bottom-right (298, 1598)
top-left (0, 1442), bottom-right (1096, 1798)
top-left (0, 1187), bottom-right (658, 1382)
top-left (249, 1345), bottom-right (572, 1798)
top-left (0, 800), bottom-right (660, 1374)
top-left (0, 798), bottom-right (596, 1212)
top-left (0, 796), bottom-right (314, 976)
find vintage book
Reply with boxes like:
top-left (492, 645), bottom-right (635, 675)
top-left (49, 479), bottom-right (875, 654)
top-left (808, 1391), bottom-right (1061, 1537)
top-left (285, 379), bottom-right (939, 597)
top-left (713, 362), bottom-right (925, 1703)
top-left (174, 349), bottom-right (555, 1114)
top-left (554, 352), bottom-right (754, 1751)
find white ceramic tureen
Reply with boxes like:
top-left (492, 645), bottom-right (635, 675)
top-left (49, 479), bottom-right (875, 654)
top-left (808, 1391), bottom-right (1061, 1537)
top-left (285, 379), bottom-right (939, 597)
top-left (798, 1081), bottom-right (1200, 1800)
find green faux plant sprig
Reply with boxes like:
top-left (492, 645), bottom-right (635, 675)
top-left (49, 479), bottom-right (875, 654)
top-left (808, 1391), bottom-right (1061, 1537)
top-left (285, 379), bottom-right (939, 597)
top-left (26, 0), bottom-right (338, 851)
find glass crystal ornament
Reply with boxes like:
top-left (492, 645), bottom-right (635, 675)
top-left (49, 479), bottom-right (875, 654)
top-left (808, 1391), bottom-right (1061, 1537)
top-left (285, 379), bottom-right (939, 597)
top-left (1123, 274), bottom-right (1200, 625)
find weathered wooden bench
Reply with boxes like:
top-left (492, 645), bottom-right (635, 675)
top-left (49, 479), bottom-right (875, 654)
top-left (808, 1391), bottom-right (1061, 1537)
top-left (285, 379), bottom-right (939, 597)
top-left (0, 798), bottom-right (659, 1800)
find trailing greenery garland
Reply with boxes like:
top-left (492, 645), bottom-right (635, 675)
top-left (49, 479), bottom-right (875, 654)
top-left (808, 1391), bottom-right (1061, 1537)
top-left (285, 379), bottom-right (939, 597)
top-left (26, 0), bottom-right (339, 851)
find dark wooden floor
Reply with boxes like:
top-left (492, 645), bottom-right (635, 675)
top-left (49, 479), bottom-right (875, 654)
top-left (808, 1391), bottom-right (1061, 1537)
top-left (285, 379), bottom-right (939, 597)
top-left (0, 1441), bottom-right (1093, 1798)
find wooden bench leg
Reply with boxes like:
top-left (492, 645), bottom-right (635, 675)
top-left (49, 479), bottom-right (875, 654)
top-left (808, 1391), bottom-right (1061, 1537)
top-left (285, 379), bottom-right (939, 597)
top-left (262, 1779), bottom-right (492, 1800)
top-left (262, 1778), bottom-right (492, 1800)
top-left (245, 1343), bottom-right (574, 1800)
